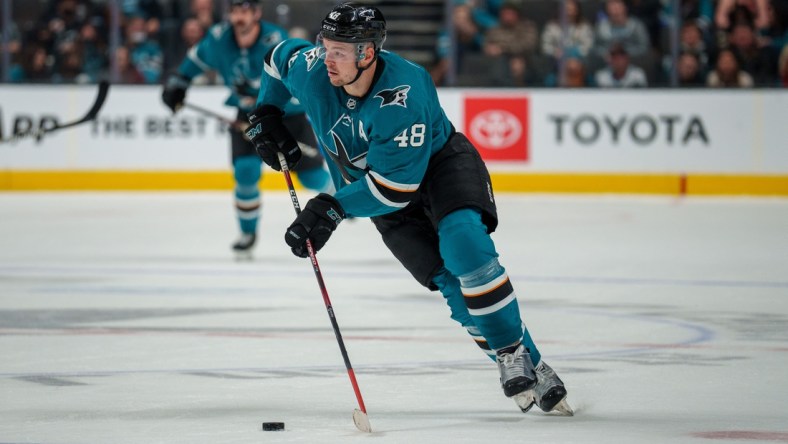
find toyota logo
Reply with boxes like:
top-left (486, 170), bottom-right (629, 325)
top-left (469, 110), bottom-right (522, 150)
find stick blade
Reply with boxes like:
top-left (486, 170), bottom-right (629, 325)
top-left (352, 409), bottom-right (372, 433)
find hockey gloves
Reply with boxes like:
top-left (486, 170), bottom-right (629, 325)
top-left (245, 105), bottom-right (301, 171)
top-left (162, 74), bottom-right (189, 113)
top-left (285, 193), bottom-right (345, 258)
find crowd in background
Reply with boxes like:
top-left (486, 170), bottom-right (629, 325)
top-left (433, 0), bottom-right (788, 87)
top-left (2, 0), bottom-right (787, 87)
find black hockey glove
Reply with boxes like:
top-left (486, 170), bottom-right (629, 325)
top-left (162, 74), bottom-right (189, 113)
top-left (245, 105), bottom-right (301, 171)
top-left (285, 193), bottom-right (345, 258)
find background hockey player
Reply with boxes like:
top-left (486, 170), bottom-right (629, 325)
top-left (245, 3), bottom-right (573, 415)
top-left (161, 0), bottom-right (331, 258)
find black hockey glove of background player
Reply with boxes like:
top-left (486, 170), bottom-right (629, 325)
top-left (285, 193), bottom-right (345, 258)
top-left (161, 74), bottom-right (189, 113)
top-left (245, 105), bottom-right (301, 171)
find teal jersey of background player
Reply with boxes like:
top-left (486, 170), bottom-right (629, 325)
top-left (177, 20), bottom-right (303, 115)
top-left (257, 39), bottom-right (454, 218)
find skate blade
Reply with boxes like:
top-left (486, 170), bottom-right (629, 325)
top-left (513, 390), bottom-right (536, 413)
top-left (352, 409), bottom-right (372, 433)
top-left (233, 251), bottom-right (254, 261)
top-left (550, 398), bottom-right (574, 416)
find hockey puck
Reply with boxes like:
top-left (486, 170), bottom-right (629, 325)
top-left (262, 422), bottom-right (285, 431)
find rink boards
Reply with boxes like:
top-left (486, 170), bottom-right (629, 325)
top-left (1, 85), bottom-right (786, 195)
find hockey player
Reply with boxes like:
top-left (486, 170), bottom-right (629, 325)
top-left (245, 3), bottom-right (572, 415)
top-left (161, 0), bottom-right (331, 258)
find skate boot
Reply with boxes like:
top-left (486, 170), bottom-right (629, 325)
top-left (232, 233), bottom-right (256, 260)
top-left (534, 360), bottom-right (573, 416)
top-left (496, 342), bottom-right (537, 413)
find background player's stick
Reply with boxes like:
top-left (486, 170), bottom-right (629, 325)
top-left (183, 102), bottom-right (323, 159)
top-left (0, 80), bottom-right (110, 144)
top-left (182, 102), bottom-right (249, 133)
top-left (276, 151), bottom-right (372, 434)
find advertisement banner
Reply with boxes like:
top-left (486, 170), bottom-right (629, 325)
top-left (464, 96), bottom-right (529, 162)
top-left (1, 86), bottom-right (787, 175)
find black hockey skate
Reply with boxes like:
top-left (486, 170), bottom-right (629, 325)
top-left (232, 233), bottom-right (256, 260)
top-left (534, 360), bottom-right (574, 416)
top-left (496, 343), bottom-right (537, 413)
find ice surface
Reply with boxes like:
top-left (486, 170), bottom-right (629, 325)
top-left (1, 192), bottom-right (787, 443)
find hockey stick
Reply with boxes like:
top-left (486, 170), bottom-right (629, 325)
top-left (277, 152), bottom-right (372, 433)
top-left (182, 102), bottom-right (249, 133)
top-left (183, 102), bottom-right (323, 159)
top-left (0, 80), bottom-right (110, 144)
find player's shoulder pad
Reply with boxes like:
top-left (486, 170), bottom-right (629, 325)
top-left (264, 38), bottom-right (315, 80)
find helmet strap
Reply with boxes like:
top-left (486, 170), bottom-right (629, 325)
top-left (346, 44), bottom-right (378, 86)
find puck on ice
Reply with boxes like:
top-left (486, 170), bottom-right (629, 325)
top-left (262, 422), bottom-right (285, 431)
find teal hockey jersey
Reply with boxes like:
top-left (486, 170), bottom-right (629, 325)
top-left (177, 21), bottom-right (302, 115)
top-left (258, 39), bottom-right (454, 218)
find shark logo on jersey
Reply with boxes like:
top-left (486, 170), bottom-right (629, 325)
top-left (325, 114), bottom-right (367, 183)
top-left (302, 47), bottom-right (321, 71)
top-left (374, 85), bottom-right (411, 108)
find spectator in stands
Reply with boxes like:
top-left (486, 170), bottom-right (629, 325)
top-left (715, 0), bottom-right (770, 32)
top-left (545, 50), bottom-right (592, 87)
top-left (482, 2), bottom-right (539, 85)
top-left (707, 48), bottom-right (754, 86)
top-left (172, 17), bottom-right (216, 85)
top-left (1, 20), bottom-right (22, 61)
top-left (52, 45), bottom-right (89, 83)
top-left (673, 0), bottom-right (715, 33)
top-left (677, 51), bottom-right (706, 86)
top-left (541, 0), bottom-right (594, 62)
top-left (680, 20), bottom-right (712, 70)
top-left (779, 43), bottom-right (788, 85)
top-left (122, 0), bottom-right (164, 40)
top-left (189, 0), bottom-right (221, 32)
top-left (430, 2), bottom-right (483, 86)
top-left (170, 17), bottom-right (204, 65)
top-left (593, 0), bottom-right (651, 59)
top-left (756, 0), bottom-right (788, 54)
top-left (663, 19), bottom-right (713, 83)
top-left (594, 41), bottom-right (648, 87)
top-left (728, 22), bottom-right (779, 84)
top-left (40, 0), bottom-right (103, 52)
top-left (124, 14), bottom-right (163, 84)
top-left (79, 19), bottom-right (107, 82)
top-left (470, 0), bottom-right (505, 33)
top-left (114, 45), bottom-right (145, 84)
top-left (9, 45), bottom-right (54, 83)
top-left (627, 0), bottom-right (662, 52)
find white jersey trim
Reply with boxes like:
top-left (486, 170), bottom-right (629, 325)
top-left (264, 41), bottom-right (285, 80)
top-left (364, 175), bottom-right (409, 208)
top-left (187, 46), bottom-right (212, 72)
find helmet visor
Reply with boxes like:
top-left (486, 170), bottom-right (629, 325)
top-left (316, 34), bottom-right (364, 63)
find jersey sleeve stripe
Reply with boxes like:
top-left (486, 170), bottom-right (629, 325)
top-left (263, 41), bottom-right (285, 80)
top-left (186, 46), bottom-right (212, 72)
top-left (368, 170), bottom-right (420, 192)
top-left (364, 175), bottom-right (410, 208)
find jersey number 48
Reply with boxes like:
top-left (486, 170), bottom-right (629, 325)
top-left (394, 123), bottom-right (426, 148)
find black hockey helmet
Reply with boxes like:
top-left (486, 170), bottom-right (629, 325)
top-left (319, 3), bottom-right (386, 50)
